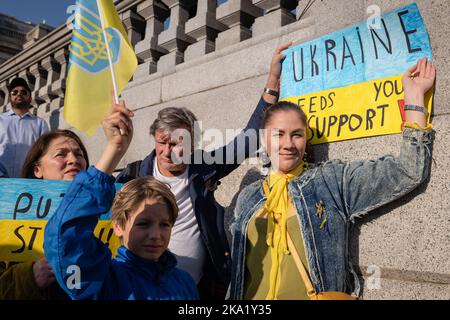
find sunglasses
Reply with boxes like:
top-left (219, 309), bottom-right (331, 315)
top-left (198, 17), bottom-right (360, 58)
top-left (11, 90), bottom-right (30, 96)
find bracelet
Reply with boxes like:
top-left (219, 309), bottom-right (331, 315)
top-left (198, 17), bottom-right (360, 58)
top-left (263, 88), bottom-right (279, 98)
top-left (404, 104), bottom-right (429, 116)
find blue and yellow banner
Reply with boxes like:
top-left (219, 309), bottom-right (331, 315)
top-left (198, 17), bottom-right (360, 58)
top-left (64, 0), bottom-right (137, 136)
top-left (0, 179), bottom-right (122, 262)
top-left (281, 3), bottom-right (433, 144)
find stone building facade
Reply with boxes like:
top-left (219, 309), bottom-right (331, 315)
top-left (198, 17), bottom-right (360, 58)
top-left (0, 13), bottom-right (35, 64)
top-left (0, 0), bottom-right (449, 299)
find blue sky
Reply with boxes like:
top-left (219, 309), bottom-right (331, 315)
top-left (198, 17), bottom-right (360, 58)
top-left (1, 0), bottom-right (76, 28)
top-left (0, 0), bottom-right (232, 30)
top-left (1, 0), bottom-right (230, 28)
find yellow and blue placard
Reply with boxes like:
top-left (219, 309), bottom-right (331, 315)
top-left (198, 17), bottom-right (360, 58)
top-left (280, 3), bottom-right (433, 144)
top-left (0, 179), bottom-right (121, 262)
top-left (64, 0), bottom-right (137, 136)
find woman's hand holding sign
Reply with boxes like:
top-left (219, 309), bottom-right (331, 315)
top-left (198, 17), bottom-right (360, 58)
top-left (402, 58), bottom-right (436, 127)
top-left (263, 42), bottom-right (293, 104)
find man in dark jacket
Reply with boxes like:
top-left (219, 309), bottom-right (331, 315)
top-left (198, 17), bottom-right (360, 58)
top-left (117, 43), bottom-right (290, 299)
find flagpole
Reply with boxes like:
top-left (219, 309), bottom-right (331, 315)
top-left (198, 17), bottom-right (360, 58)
top-left (96, 0), bottom-right (119, 105)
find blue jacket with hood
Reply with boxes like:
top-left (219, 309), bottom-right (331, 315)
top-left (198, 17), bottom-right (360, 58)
top-left (44, 166), bottom-right (198, 300)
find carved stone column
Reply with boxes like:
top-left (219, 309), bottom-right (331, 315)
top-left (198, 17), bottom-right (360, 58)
top-left (135, 0), bottom-right (169, 77)
top-left (184, 0), bottom-right (226, 61)
top-left (0, 80), bottom-right (8, 112)
top-left (50, 48), bottom-right (69, 111)
top-left (157, 0), bottom-right (196, 72)
top-left (215, 0), bottom-right (263, 51)
top-left (29, 63), bottom-right (47, 108)
top-left (252, 0), bottom-right (296, 37)
top-left (39, 56), bottom-right (60, 112)
top-left (121, 9), bottom-right (146, 48)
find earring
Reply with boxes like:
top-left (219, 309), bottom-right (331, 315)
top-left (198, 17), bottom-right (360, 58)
top-left (259, 151), bottom-right (270, 176)
top-left (303, 152), bottom-right (308, 161)
top-left (303, 152), bottom-right (309, 170)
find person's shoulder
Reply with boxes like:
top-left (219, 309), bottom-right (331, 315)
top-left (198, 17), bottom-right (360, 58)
top-left (170, 268), bottom-right (199, 298)
top-left (35, 115), bottom-right (49, 126)
top-left (0, 111), bottom-right (13, 120)
top-left (0, 112), bottom-right (13, 130)
top-left (173, 267), bottom-right (193, 279)
top-left (116, 152), bottom-right (154, 183)
top-left (24, 112), bottom-right (43, 123)
top-left (235, 179), bottom-right (264, 211)
top-left (240, 179), bottom-right (264, 196)
top-left (172, 267), bottom-right (197, 287)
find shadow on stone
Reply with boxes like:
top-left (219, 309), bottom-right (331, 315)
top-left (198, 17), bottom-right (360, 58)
top-left (49, 109), bottom-right (60, 130)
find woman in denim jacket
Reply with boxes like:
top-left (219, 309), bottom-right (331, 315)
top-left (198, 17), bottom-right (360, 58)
top-left (229, 58), bottom-right (436, 300)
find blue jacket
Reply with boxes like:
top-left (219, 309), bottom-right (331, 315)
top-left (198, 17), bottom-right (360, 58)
top-left (0, 162), bottom-right (7, 178)
top-left (44, 166), bottom-right (198, 300)
top-left (116, 97), bottom-right (269, 289)
top-left (229, 128), bottom-right (433, 299)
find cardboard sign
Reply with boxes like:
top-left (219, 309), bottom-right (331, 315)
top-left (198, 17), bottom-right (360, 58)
top-left (0, 179), bottom-right (121, 262)
top-left (281, 3), bottom-right (433, 144)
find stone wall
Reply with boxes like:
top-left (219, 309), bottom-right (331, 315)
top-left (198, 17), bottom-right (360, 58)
top-left (0, 0), bottom-right (448, 299)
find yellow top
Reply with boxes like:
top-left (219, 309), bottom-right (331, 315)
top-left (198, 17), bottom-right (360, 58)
top-left (244, 201), bottom-right (309, 300)
top-left (244, 161), bottom-right (310, 300)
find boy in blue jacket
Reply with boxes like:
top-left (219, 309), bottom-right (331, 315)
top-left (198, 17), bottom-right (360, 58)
top-left (44, 101), bottom-right (198, 300)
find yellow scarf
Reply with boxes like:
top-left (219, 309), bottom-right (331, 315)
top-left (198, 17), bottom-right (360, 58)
top-left (262, 161), bottom-right (305, 300)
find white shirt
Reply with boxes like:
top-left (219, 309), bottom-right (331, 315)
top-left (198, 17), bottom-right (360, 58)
top-left (0, 110), bottom-right (49, 178)
top-left (153, 159), bottom-right (206, 284)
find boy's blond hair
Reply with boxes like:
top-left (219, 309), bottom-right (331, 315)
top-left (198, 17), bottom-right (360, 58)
top-left (111, 177), bottom-right (178, 228)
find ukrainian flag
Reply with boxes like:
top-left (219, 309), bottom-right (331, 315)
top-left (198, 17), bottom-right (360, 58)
top-left (64, 0), bottom-right (137, 136)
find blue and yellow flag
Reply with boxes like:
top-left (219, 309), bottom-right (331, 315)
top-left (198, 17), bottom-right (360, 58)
top-left (64, 0), bottom-right (137, 136)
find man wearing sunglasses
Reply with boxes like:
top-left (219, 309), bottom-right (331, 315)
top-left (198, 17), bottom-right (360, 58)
top-left (0, 78), bottom-right (49, 178)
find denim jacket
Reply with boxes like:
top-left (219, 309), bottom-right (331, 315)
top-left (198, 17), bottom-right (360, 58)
top-left (229, 128), bottom-right (433, 299)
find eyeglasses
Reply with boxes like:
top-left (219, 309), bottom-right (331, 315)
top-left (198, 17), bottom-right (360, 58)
top-left (11, 90), bottom-right (29, 96)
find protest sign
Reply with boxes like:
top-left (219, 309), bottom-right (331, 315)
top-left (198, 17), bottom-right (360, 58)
top-left (281, 3), bottom-right (433, 144)
top-left (0, 179), bottom-right (121, 262)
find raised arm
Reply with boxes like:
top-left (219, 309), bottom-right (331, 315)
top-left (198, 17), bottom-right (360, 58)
top-left (262, 41), bottom-right (293, 104)
top-left (44, 101), bottom-right (134, 299)
top-left (327, 58), bottom-right (436, 222)
top-left (96, 101), bottom-right (134, 175)
top-left (403, 58), bottom-right (436, 127)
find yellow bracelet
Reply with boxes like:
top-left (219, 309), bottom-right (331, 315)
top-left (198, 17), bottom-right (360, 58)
top-left (404, 122), bottom-right (433, 131)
